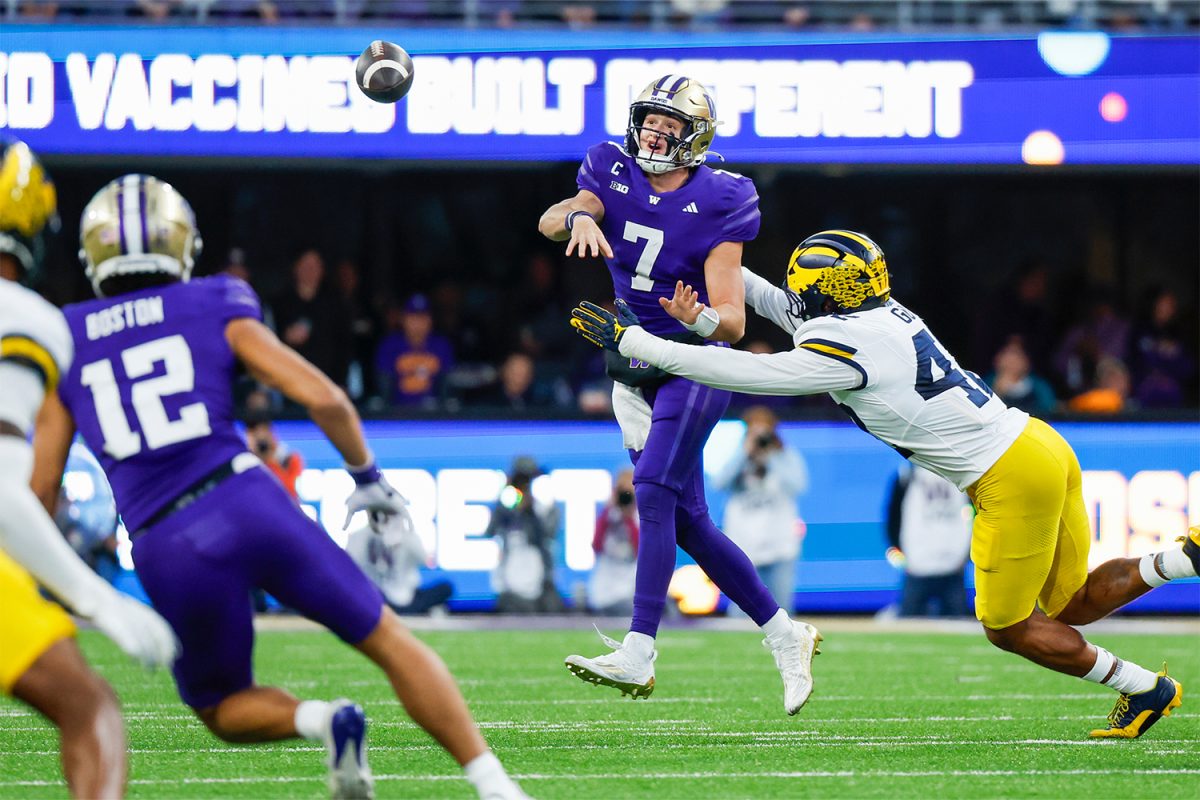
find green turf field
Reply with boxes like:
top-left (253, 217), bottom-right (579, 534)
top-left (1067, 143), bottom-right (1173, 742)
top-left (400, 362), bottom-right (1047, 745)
top-left (2, 624), bottom-right (1197, 799)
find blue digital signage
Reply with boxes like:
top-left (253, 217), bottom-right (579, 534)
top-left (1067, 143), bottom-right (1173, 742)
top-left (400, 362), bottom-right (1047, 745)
top-left (169, 418), bottom-right (1195, 615)
top-left (2, 26), bottom-right (1197, 164)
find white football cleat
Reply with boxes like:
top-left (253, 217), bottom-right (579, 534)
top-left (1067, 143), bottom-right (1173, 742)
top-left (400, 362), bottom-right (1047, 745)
top-left (765, 621), bottom-right (823, 715)
top-left (564, 628), bottom-right (656, 699)
top-left (321, 699), bottom-right (374, 799)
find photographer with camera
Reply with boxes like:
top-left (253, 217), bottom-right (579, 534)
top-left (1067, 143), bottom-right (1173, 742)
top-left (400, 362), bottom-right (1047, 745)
top-left (588, 468), bottom-right (640, 616)
top-left (244, 410), bottom-right (304, 500)
top-left (712, 406), bottom-right (809, 613)
top-left (485, 456), bottom-right (564, 613)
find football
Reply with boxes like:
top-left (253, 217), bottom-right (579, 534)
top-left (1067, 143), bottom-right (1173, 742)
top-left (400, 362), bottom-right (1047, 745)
top-left (354, 40), bottom-right (415, 104)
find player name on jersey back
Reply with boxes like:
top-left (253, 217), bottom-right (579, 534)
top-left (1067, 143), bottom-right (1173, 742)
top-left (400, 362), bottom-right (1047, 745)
top-left (85, 296), bottom-right (166, 340)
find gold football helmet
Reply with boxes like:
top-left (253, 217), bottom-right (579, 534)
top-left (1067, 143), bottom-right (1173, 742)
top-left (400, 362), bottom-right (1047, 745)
top-left (79, 174), bottom-right (202, 297)
top-left (784, 230), bottom-right (891, 321)
top-left (0, 139), bottom-right (58, 282)
top-left (625, 75), bottom-right (718, 175)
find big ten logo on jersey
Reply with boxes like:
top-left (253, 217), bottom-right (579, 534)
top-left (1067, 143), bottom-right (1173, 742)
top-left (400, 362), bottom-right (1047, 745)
top-left (610, 180), bottom-right (629, 194)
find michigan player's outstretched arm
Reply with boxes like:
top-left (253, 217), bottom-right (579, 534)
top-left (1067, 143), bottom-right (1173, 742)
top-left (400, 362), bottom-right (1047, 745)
top-left (538, 189), bottom-right (613, 258)
top-left (741, 266), bottom-right (799, 336)
top-left (225, 318), bottom-right (370, 466)
top-left (618, 326), bottom-right (863, 396)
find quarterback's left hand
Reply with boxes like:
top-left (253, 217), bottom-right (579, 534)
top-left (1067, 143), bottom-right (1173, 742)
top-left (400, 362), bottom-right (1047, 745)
top-left (344, 462), bottom-right (410, 529)
top-left (570, 299), bottom-right (640, 352)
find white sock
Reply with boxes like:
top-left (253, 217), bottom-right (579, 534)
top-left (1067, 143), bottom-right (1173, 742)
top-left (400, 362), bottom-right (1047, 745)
top-left (1140, 547), bottom-right (1196, 586)
top-left (760, 608), bottom-right (793, 645)
top-left (294, 700), bottom-right (331, 741)
top-left (464, 751), bottom-right (521, 799)
top-left (622, 631), bottom-right (655, 659)
top-left (1082, 646), bottom-right (1158, 694)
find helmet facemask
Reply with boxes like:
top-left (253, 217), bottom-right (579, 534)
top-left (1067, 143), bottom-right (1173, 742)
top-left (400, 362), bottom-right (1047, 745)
top-left (783, 230), bottom-right (891, 322)
top-left (624, 75), bottom-right (718, 175)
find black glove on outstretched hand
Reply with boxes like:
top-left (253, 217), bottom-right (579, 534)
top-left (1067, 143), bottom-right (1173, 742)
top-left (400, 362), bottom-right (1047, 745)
top-left (570, 299), bottom-right (641, 352)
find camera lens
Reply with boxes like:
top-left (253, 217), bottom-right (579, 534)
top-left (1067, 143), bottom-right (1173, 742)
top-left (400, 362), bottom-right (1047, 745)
top-left (756, 433), bottom-right (774, 448)
top-left (617, 490), bottom-right (635, 506)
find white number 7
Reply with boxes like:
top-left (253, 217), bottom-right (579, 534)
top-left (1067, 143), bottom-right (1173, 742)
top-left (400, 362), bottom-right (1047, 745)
top-left (623, 221), bottom-right (663, 292)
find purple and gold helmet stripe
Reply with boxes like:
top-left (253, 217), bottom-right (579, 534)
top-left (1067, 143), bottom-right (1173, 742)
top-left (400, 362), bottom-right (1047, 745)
top-left (651, 74), bottom-right (688, 99)
top-left (118, 174), bottom-right (146, 255)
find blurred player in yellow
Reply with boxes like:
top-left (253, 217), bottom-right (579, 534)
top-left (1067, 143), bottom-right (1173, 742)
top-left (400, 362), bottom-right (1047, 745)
top-left (0, 139), bottom-right (177, 798)
top-left (572, 228), bottom-right (1197, 739)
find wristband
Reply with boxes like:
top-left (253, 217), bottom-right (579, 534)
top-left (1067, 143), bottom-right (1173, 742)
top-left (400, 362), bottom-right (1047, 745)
top-left (683, 306), bottom-right (720, 338)
top-left (565, 210), bottom-right (595, 233)
top-left (346, 455), bottom-right (382, 485)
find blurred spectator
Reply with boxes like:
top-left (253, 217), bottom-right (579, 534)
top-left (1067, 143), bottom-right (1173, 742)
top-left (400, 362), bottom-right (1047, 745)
top-left (347, 512), bottom-right (452, 615)
top-left (847, 10), bottom-right (874, 30)
top-left (219, 247), bottom-right (252, 284)
top-left (485, 456), bottom-right (564, 613)
top-left (18, 1), bottom-right (59, 18)
top-left (135, 0), bottom-right (179, 19)
top-left (711, 406), bottom-right (808, 613)
top-left (560, 1), bottom-right (597, 27)
top-left (975, 261), bottom-right (1057, 375)
top-left (670, 0), bottom-right (729, 28)
top-left (270, 248), bottom-right (352, 388)
top-left (884, 464), bottom-right (973, 618)
top-left (985, 337), bottom-right (1057, 414)
top-left (375, 294), bottom-right (455, 408)
top-left (243, 410), bottom-right (304, 499)
top-left (1131, 288), bottom-right (1194, 409)
top-left (1054, 290), bottom-right (1130, 395)
top-left (211, 1), bottom-right (280, 21)
top-left (588, 468), bottom-right (639, 616)
top-left (334, 258), bottom-right (381, 402)
top-left (55, 444), bottom-right (120, 585)
top-left (782, 4), bottom-right (810, 27)
top-left (1068, 357), bottom-right (1132, 414)
top-left (482, 351), bottom-right (569, 410)
top-left (512, 253), bottom-right (572, 360)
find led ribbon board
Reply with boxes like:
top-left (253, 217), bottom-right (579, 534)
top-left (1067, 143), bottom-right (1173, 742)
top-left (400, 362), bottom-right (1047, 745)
top-left (2, 28), bottom-right (1197, 164)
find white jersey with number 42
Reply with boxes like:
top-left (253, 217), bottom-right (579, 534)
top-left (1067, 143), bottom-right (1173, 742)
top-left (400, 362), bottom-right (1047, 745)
top-left (619, 270), bottom-right (1030, 490)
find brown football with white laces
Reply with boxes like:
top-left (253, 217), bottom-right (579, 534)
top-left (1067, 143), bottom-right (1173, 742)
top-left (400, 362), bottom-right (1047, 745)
top-left (354, 40), bottom-right (415, 104)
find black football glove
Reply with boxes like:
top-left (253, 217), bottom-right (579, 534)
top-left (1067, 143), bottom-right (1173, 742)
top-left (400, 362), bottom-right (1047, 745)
top-left (570, 299), bottom-right (640, 351)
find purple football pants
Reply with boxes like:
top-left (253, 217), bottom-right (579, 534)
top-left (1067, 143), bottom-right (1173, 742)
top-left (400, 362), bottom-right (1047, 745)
top-left (629, 376), bottom-right (779, 637)
top-left (131, 466), bottom-right (383, 709)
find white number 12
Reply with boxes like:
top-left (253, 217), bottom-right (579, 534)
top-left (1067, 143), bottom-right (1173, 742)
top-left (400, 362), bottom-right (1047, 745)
top-left (623, 221), bottom-right (663, 292)
top-left (79, 335), bottom-right (212, 460)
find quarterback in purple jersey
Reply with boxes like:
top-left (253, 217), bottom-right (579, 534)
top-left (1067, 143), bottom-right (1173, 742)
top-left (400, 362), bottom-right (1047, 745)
top-left (539, 75), bottom-right (821, 714)
top-left (31, 175), bottom-right (529, 800)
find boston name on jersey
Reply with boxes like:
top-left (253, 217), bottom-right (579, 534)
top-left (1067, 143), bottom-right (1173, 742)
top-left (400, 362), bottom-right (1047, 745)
top-left (57, 275), bottom-right (261, 532)
top-left (576, 141), bottom-right (761, 337)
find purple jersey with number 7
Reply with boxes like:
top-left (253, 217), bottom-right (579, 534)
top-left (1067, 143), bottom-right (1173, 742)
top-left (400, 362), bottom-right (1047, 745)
top-left (576, 141), bottom-right (761, 336)
top-left (56, 275), bottom-right (259, 532)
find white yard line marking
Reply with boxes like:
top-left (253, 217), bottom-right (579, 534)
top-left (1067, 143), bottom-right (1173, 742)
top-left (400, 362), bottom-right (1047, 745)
top-left (4, 768), bottom-right (1200, 788)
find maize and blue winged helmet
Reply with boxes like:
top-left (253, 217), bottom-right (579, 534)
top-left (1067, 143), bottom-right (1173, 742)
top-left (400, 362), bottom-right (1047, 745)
top-left (625, 75), bottom-right (718, 175)
top-left (0, 139), bottom-right (58, 284)
top-left (783, 230), bottom-right (891, 322)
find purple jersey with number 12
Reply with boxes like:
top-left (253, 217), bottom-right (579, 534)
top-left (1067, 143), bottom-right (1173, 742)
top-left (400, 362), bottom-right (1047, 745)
top-left (577, 141), bottom-right (761, 336)
top-left (57, 276), bottom-right (260, 532)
